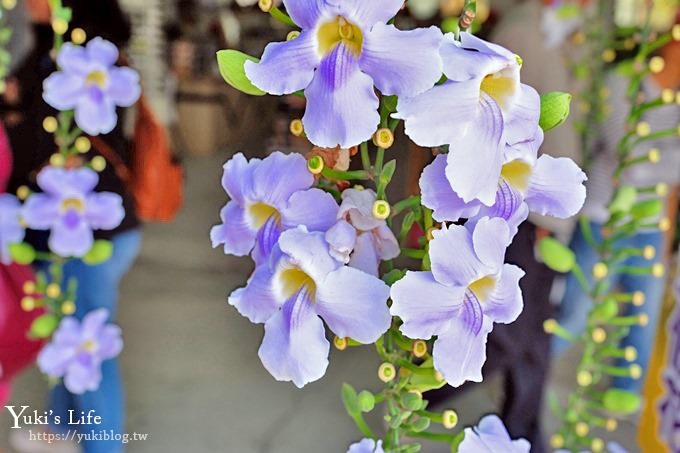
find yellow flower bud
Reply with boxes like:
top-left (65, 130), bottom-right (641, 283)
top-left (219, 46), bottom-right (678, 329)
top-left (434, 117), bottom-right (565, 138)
top-left (46, 283), bottom-right (61, 299)
top-left (286, 31), bottom-right (300, 41)
top-left (1, 0), bottom-right (17, 10)
top-left (638, 313), bottom-right (649, 326)
top-left (592, 327), bottom-right (607, 343)
top-left (21, 296), bottom-right (35, 311)
top-left (372, 200), bottom-right (390, 220)
top-left (636, 122), bottom-right (651, 137)
top-left (655, 183), bottom-right (668, 196)
top-left (289, 119), bottom-right (304, 137)
top-left (601, 48), bottom-right (616, 62)
top-left (378, 362), bottom-right (396, 383)
top-left (592, 262), bottom-right (608, 279)
top-left (659, 217), bottom-right (671, 232)
top-left (606, 418), bottom-right (618, 432)
top-left (91, 156), bottom-right (107, 172)
top-left (75, 136), bottom-right (91, 153)
top-left (442, 410), bottom-right (458, 429)
top-left (632, 291), bottom-right (645, 306)
top-left (674, 24), bottom-right (680, 41)
top-left (643, 245), bottom-right (656, 260)
top-left (550, 434), bottom-right (565, 449)
top-left (652, 263), bottom-right (665, 278)
top-left (16, 185), bottom-right (30, 201)
top-left (625, 346), bottom-right (637, 362)
top-left (23, 281), bottom-right (36, 295)
top-left (43, 116), bottom-right (58, 133)
top-left (543, 319), bottom-right (557, 334)
top-left (307, 155), bottom-right (324, 175)
top-left (648, 148), bottom-right (660, 163)
top-left (258, 0), bottom-right (273, 12)
top-left (62, 300), bottom-right (76, 315)
top-left (49, 153), bottom-right (65, 167)
top-left (630, 364), bottom-right (642, 379)
top-left (71, 28), bottom-right (87, 45)
top-left (577, 370), bottom-right (592, 387)
top-left (52, 18), bottom-right (69, 36)
top-left (373, 128), bottom-right (394, 149)
top-left (575, 422), bottom-right (589, 437)
top-left (412, 340), bottom-right (428, 358)
top-left (333, 336), bottom-right (348, 351)
top-left (661, 89), bottom-right (675, 104)
top-left (649, 56), bottom-right (665, 74)
top-left (591, 438), bottom-right (604, 452)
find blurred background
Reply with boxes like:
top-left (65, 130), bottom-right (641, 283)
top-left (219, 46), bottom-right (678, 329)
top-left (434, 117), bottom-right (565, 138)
top-left (1, 0), bottom-right (679, 452)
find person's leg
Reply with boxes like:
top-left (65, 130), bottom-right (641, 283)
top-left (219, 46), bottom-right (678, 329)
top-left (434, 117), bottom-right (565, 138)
top-left (552, 222), bottom-right (604, 356)
top-left (49, 229), bottom-right (142, 453)
top-left (612, 231), bottom-right (666, 393)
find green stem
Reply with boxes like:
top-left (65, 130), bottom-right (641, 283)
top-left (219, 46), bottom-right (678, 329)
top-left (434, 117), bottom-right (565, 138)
top-left (268, 6), bottom-right (297, 28)
top-left (321, 167), bottom-right (370, 181)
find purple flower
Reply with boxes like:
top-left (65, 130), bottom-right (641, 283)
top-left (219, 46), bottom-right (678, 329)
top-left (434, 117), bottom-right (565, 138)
top-left (43, 38), bottom-right (141, 135)
top-left (244, 0), bottom-right (443, 148)
top-left (390, 218), bottom-right (524, 387)
top-left (420, 124), bottom-right (587, 234)
top-left (347, 438), bottom-right (384, 453)
top-left (37, 309), bottom-right (123, 395)
top-left (230, 226), bottom-right (391, 387)
top-left (395, 33), bottom-right (537, 206)
top-left (210, 152), bottom-right (339, 264)
top-left (459, 415), bottom-right (530, 452)
top-left (22, 167), bottom-right (125, 258)
top-left (325, 188), bottom-right (399, 276)
top-left (0, 194), bottom-right (25, 264)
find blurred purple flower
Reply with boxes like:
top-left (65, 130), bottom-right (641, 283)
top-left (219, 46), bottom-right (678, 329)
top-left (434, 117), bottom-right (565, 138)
top-left (347, 438), bottom-right (384, 453)
top-left (210, 152), bottom-right (339, 264)
top-left (390, 218), bottom-right (524, 387)
top-left (43, 38), bottom-right (141, 135)
top-left (325, 188), bottom-right (399, 276)
top-left (230, 226), bottom-right (390, 387)
top-left (22, 167), bottom-right (124, 258)
top-left (37, 309), bottom-right (123, 395)
top-left (395, 33), bottom-right (538, 206)
top-left (244, 0), bottom-right (443, 148)
top-left (420, 123), bottom-right (587, 235)
top-left (459, 415), bottom-right (530, 452)
top-left (0, 194), bottom-right (25, 264)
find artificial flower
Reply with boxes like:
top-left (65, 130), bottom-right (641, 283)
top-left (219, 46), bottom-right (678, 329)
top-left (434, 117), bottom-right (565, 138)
top-left (43, 37), bottom-right (141, 135)
top-left (325, 188), bottom-right (399, 276)
top-left (22, 167), bottom-right (124, 257)
top-left (395, 33), bottom-right (538, 206)
top-left (390, 218), bottom-right (524, 387)
top-left (210, 151), bottom-right (339, 264)
top-left (37, 309), bottom-right (123, 395)
top-left (244, 0), bottom-right (443, 148)
top-left (0, 194), bottom-right (25, 264)
top-left (230, 226), bottom-right (391, 387)
top-left (458, 415), bottom-right (530, 452)
top-left (347, 438), bottom-right (385, 453)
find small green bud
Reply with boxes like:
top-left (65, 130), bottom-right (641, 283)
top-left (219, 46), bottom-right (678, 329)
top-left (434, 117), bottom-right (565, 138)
top-left (9, 243), bottom-right (36, 265)
top-left (602, 388), bottom-right (641, 414)
top-left (539, 92), bottom-right (572, 131)
top-left (30, 314), bottom-right (60, 339)
top-left (357, 391), bottom-right (375, 413)
top-left (83, 240), bottom-right (114, 265)
top-left (538, 237), bottom-right (575, 273)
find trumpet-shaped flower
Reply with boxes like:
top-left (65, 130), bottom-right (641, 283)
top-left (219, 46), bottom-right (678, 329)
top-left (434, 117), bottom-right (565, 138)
top-left (37, 309), bottom-right (123, 395)
top-left (395, 33), bottom-right (539, 206)
top-left (244, 0), bottom-right (443, 148)
top-left (419, 124), bottom-right (587, 234)
top-left (0, 194), bottom-right (25, 264)
top-left (390, 218), bottom-right (524, 387)
top-left (230, 226), bottom-right (391, 387)
top-left (347, 438), bottom-right (385, 453)
top-left (325, 188), bottom-right (399, 276)
top-left (458, 415), bottom-right (530, 453)
top-left (22, 167), bottom-right (124, 258)
top-left (211, 152), bottom-right (339, 264)
top-left (43, 38), bottom-right (141, 136)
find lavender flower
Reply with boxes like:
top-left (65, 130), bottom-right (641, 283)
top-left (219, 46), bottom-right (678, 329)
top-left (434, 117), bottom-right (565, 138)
top-left (210, 152), bottom-right (339, 264)
top-left (230, 226), bottom-right (391, 387)
top-left (347, 438), bottom-right (384, 453)
top-left (395, 33), bottom-right (538, 206)
top-left (325, 188), bottom-right (399, 276)
top-left (43, 38), bottom-right (141, 135)
top-left (420, 123), bottom-right (587, 234)
top-left (22, 167), bottom-right (124, 258)
top-left (458, 415), bottom-right (530, 452)
top-left (0, 194), bottom-right (25, 264)
top-left (244, 0), bottom-right (443, 148)
top-left (37, 309), bottom-right (123, 395)
top-left (390, 218), bottom-right (524, 387)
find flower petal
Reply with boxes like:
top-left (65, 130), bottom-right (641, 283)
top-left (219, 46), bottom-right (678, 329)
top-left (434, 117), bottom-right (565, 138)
top-left (258, 289), bottom-right (329, 388)
top-left (303, 44), bottom-right (380, 148)
top-left (419, 155), bottom-right (481, 222)
top-left (445, 93), bottom-right (504, 205)
top-left (374, 224), bottom-right (400, 261)
top-left (37, 167), bottom-right (99, 196)
top-left (348, 232), bottom-right (380, 276)
top-left (86, 37), bottom-right (119, 67)
top-left (244, 31), bottom-right (319, 95)
top-left (486, 264), bottom-right (524, 324)
top-left (440, 32), bottom-right (515, 82)
top-left (325, 219), bottom-right (357, 264)
top-left (250, 151), bottom-right (314, 208)
top-left (57, 43), bottom-right (90, 76)
top-left (347, 438), bottom-right (385, 453)
top-left (43, 72), bottom-right (85, 110)
top-left (85, 192), bottom-right (125, 230)
top-left (390, 271), bottom-right (466, 339)
top-left (97, 325), bottom-right (123, 359)
top-left (281, 0), bottom-right (323, 29)
top-left (281, 188), bottom-right (339, 232)
top-left (210, 201), bottom-right (257, 256)
top-left (81, 309), bottom-right (109, 338)
top-left (220, 152), bottom-right (256, 205)
top-left (228, 263), bottom-right (280, 323)
top-left (339, 188), bottom-right (383, 231)
top-left (525, 155), bottom-right (587, 218)
top-left (316, 266), bottom-right (391, 343)
top-left (504, 84), bottom-right (541, 146)
top-left (471, 217), bottom-right (510, 272)
top-left (64, 360), bottom-right (101, 395)
top-left (49, 219), bottom-right (94, 257)
top-left (75, 94), bottom-right (118, 135)
top-left (429, 224), bottom-right (485, 288)
top-left (360, 24), bottom-right (443, 97)
top-left (395, 79), bottom-right (481, 147)
top-left (277, 227), bottom-right (340, 285)
top-left (334, 0), bottom-right (404, 27)
top-left (433, 316), bottom-right (492, 387)
top-left (106, 67), bottom-right (141, 107)
top-left (22, 194), bottom-right (60, 229)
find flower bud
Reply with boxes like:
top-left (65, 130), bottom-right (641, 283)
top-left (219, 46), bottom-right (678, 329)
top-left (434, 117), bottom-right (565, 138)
top-left (648, 148), bottom-right (660, 163)
top-left (660, 217), bottom-right (671, 232)
top-left (550, 434), bottom-right (564, 449)
top-left (661, 89), bottom-right (675, 104)
top-left (636, 122), bottom-right (651, 137)
top-left (674, 24), bottom-right (680, 41)
top-left (50, 153), bottom-right (65, 168)
top-left (592, 327), bottom-right (607, 343)
top-left (1, 0), bottom-right (17, 10)
top-left (91, 156), bottom-right (107, 172)
top-left (643, 245), bottom-right (656, 260)
top-left (592, 262), bottom-right (608, 279)
top-left (539, 92), bottom-right (572, 131)
top-left (372, 200), bottom-right (390, 220)
top-left (287, 31), bottom-right (300, 41)
top-left (442, 410), bottom-right (458, 429)
top-left (23, 281), bottom-right (36, 295)
top-left (412, 340), bottom-right (428, 358)
top-left (62, 300), bottom-right (76, 315)
top-left (378, 362), bottom-right (396, 383)
top-left (46, 283), bottom-right (61, 299)
top-left (52, 18), bottom-right (69, 36)
top-left (601, 48), bottom-right (615, 62)
top-left (71, 28), bottom-right (87, 45)
top-left (652, 263), bottom-right (665, 278)
top-left (43, 116), bottom-right (58, 133)
top-left (289, 119), bottom-right (304, 137)
top-left (649, 56), bottom-right (665, 74)
top-left (373, 128), bottom-right (394, 149)
top-left (606, 418), bottom-right (618, 432)
top-left (632, 291), bottom-right (645, 306)
top-left (75, 137), bottom-right (91, 153)
top-left (17, 186), bottom-right (30, 200)
top-left (591, 438), bottom-right (604, 452)
top-left (333, 336), bottom-right (348, 351)
top-left (258, 0), bottom-right (273, 12)
top-left (21, 296), bottom-right (36, 311)
top-left (575, 422), bottom-right (589, 437)
top-left (577, 370), bottom-right (592, 387)
top-left (307, 155), bottom-right (324, 175)
top-left (624, 346), bottom-right (637, 362)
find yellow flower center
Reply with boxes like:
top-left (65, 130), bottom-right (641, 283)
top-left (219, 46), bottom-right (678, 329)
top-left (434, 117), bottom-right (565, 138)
top-left (317, 16), bottom-right (363, 57)
top-left (247, 202), bottom-right (280, 229)
top-left (81, 340), bottom-right (97, 352)
top-left (468, 275), bottom-right (496, 303)
top-left (61, 197), bottom-right (85, 213)
top-left (86, 70), bottom-right (108, 88)
top-left (500, 159), bottom-right (533, 193)
top-left (277, 267), bottom-right (316, 301)
top-left (480, 68), bottom-right (517, 111)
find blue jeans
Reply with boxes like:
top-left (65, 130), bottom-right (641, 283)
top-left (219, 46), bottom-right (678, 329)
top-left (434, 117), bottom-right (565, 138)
top-left (552, 222), bottom-right (665, 393)
top-left (48, 229), bottom-right (141, 453)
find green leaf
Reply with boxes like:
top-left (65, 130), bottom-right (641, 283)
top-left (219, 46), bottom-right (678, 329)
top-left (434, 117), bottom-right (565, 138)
top-left (83, 240), bottom-right (113, 265)
top-left (409, 417), bottom-right (431, 433)
top-left (379, 160), bottom-right (397, 187)
top-left (9, 243), bottom-right (36, 265)
top-left (382, 269), bottom-right (405, 286)
top-left (441, 17), bottom-right (459, 34)
top-left (357, 391), bottom-right (375, 413)
top-left (383, 95), bottom-right (398, 112)
top-left (216, 50), bottom-right (266, 96)
top-left (341, 383), bottom-right (360, 416)
top-left (609, 186), bottom-right (638, 213)
top-left (538, 237), bottom-right (575, 273)
top-left (407, 359), bottom-right (446, 392)
top-left (30, 314), bottom-right (60, 339)
top-left (602, 389), bottom-right (641, 414)
top-left (630, 199), bottom-right (663, 219)
top-left (539, 92), bottom-right (572, 131)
